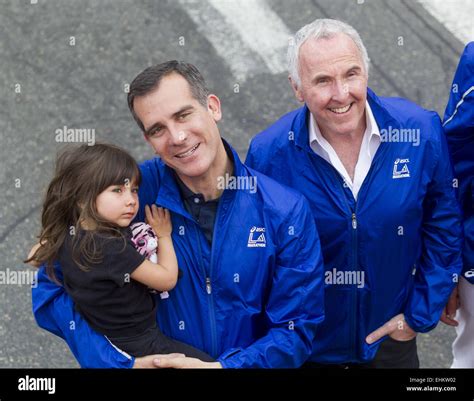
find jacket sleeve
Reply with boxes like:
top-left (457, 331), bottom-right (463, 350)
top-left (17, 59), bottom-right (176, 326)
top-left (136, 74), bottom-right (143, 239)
top-left (404, 117), bottom-right (463, 332)
top-left (32, 264), bottom-right (135, 368)
top-left (217, 195), bottom-right (325, 368)
top-left (443, 43), bottom-right (474, 280)
top-left (245, 138), bottom-right (266, 174)
top-left (443, 42), bottom-right (474, 155)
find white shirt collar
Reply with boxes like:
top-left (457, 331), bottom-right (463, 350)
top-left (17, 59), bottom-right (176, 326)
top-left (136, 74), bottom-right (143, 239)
top-left (308, 101), bottom-right (381, 200)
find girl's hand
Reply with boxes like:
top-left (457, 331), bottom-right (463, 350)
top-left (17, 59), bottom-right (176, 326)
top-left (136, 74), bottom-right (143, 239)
top-left (145, 205), bottom-right (172, 239)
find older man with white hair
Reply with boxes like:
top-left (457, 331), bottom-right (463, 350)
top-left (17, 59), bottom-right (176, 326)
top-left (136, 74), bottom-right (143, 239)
top-left (246, 19), bottom-right (463, 368)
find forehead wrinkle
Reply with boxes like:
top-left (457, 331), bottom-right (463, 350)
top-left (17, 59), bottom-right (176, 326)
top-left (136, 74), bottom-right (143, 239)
top-left (299, 34), bottom-right (365, 75)
top-left (136, 75), bottom-right (196, 128)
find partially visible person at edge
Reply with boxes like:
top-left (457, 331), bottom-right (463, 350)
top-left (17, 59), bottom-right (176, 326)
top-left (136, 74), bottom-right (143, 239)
top-left (31, 61), bottom-right (325, 368)
top-left (440, 41), bottom-right (474, 368)
top-left (246, 18), bottom-right (463, 368)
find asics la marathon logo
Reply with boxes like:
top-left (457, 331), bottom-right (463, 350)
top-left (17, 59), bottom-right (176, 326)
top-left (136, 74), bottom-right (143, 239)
top-left (392, 158), bottom-right (410, 179)
top-left (247, 226), bottom-right (266, 247)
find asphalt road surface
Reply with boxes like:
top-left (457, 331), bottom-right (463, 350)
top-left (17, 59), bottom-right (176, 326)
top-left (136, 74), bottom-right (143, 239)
top-left (0, 0), bottom-right (469, 368)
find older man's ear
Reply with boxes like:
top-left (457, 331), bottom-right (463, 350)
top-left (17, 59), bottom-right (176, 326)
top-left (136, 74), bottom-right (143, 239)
top-left (288, 76), bottom-right (305, 103)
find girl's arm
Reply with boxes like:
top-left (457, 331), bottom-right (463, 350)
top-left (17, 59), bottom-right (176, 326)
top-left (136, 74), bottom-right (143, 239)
top-left (131, 205), bottom-right (178, 291)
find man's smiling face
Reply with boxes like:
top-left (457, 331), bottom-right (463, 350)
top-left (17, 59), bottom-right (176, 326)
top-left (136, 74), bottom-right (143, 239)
top-left (133, 73), bottom-right (222, 178)
top-left (292, 33), bottom-right (368, 138)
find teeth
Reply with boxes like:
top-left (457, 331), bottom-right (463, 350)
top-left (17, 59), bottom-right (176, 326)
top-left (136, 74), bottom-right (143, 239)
top-left (330, 104), bottom-right (351, 114)
top-left (176, 144), bottom-right (199, 158)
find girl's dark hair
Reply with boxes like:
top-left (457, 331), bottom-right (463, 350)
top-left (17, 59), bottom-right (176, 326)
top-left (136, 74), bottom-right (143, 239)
top-left (25, 143), bottom-right (141, 283)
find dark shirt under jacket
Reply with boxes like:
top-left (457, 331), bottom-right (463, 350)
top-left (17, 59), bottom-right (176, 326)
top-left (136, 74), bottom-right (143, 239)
top-left (173, 140), bottom-right (235, 245)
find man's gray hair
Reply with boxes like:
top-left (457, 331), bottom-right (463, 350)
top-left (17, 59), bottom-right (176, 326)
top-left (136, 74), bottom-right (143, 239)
top-left (287, 19), bottom-right (370, 87)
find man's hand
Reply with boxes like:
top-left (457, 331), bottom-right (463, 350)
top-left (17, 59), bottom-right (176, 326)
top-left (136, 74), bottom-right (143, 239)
top-left (153, 356), bottom-right (223, 369)
top-left (133, 353), bottom-right (185, 368)
top-left (366, 313), bottom-right (416, 344)
top-left (440, 285), bottom-right (460, 326)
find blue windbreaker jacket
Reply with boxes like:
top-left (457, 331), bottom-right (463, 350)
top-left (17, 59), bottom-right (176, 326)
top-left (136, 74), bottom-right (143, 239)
top-left (246, 88), bottom-right (463, 364)
top-left (32, 143), bottom-right (325, 368)
top-left (443, 42), bottom-right (474, 284)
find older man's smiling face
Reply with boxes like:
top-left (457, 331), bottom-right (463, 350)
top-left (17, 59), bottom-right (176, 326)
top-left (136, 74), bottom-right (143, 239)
top-left (292, 33), bottom-right (368, 139)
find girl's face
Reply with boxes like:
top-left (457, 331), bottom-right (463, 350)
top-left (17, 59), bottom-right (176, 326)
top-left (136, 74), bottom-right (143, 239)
top-left (95, 180), bottom-right (139, 227)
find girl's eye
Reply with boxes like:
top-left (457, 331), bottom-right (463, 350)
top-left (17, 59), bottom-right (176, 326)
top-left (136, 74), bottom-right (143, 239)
top-left (132, 187), bottom-right (139, 193)
top-left (113, 188), bottom-right (122, 193)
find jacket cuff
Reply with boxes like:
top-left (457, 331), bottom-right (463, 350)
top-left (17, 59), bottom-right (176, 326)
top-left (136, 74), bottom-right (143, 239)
top-left (404, 311), bottom-right (437, 334)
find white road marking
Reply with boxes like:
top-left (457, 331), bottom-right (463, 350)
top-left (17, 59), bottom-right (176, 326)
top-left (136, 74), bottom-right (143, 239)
top-left (178, 0), bottom-right (291, 81)
top-left (208, 0), bottom-right (291, 74)
top-left (418, 0), bottom-right (474, 43)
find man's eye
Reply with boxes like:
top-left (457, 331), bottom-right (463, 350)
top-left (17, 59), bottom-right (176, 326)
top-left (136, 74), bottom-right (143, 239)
top-left (149, 127), bottom-right (163, 137)
top-left (178, 113), bottom-right (190, 120)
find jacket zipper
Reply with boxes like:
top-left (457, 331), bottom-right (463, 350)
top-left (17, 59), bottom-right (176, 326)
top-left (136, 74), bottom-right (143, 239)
top-left (333, 180), bottom-right (358, 361)
top-left (207, 197), bottom-right (226, 357)
top-left (195, 226), bottom-right (218, 358)
top-left (352, 213), bottom-right (357, 229)
top-left (350, 210), bottom-right (358, 361)
top-left (307, 142), bottom-right (385, 361)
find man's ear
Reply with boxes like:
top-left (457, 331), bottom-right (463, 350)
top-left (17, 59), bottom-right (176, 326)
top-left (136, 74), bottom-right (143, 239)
top-left (207, 94), bottom-right (222, 122)
top-left (289, 76), bottom-right (304, 103)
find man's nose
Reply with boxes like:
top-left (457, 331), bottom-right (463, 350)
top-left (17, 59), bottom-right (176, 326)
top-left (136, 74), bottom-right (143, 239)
top-left (331, 80), bottom-right (350, 101)
top-left (168, 125), bottom-right (188, 145)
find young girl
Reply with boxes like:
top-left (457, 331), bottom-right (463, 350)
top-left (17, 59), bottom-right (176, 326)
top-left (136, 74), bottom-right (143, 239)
top-left (26, 143), bottom-right (213, 362)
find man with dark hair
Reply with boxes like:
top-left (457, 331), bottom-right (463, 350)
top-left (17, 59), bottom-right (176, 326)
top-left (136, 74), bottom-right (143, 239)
top-left (32, 61), bottom-right (325, 368)
top-left (127, 61), bottom-right (210, 132)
